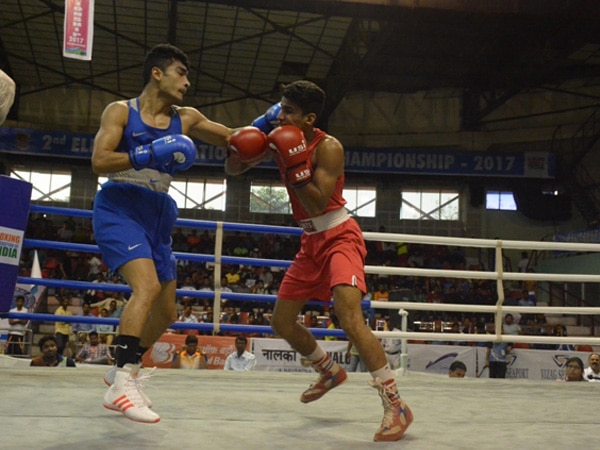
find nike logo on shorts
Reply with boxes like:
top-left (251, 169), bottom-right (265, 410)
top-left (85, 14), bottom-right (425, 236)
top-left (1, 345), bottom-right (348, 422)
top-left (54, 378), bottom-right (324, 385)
top-left (132, 131), bottom-right (146, 137)
top-left (128, 243), bottom-right (142, 251)
top-left (117, 344), bottom-right (128, 350)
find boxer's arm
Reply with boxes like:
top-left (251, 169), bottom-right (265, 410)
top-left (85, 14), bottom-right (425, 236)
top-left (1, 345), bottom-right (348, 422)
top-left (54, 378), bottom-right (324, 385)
top-left (294, 136), bottom-right (343, 217)
top-left (179, 106), bottom-right (233, 148)
top-left (91, 101), bottom-right (131, 174)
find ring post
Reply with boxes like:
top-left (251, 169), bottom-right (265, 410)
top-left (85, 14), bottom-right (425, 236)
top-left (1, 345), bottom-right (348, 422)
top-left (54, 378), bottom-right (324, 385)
top-left (0, 175), bottom-right (32, 312)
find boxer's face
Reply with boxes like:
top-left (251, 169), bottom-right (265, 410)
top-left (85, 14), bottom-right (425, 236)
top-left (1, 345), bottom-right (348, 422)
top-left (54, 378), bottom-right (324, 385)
top-left (157, 60), bottom-right (190, 104)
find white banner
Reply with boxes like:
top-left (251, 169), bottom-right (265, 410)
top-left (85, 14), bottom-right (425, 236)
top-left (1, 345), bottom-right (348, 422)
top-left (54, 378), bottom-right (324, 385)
top-left (250, 338), bottom-right (592, 380)
top-left (251, 338), bottom-right (348, 372)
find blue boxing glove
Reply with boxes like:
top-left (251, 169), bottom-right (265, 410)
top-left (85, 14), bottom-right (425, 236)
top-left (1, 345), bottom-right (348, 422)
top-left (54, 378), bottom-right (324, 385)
top-left (251, 102), bottom-right (281, 134)
top-left (129, 134), bottom-right (197, 174)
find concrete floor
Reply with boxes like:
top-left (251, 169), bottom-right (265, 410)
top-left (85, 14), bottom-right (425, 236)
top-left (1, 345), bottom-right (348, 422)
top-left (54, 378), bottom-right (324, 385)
top-left (0, 357), bottom-right (596, 450)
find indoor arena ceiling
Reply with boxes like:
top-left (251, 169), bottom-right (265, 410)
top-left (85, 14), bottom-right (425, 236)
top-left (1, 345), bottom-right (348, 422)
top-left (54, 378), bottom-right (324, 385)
top-left (1, 0), bottom-right (600, 122)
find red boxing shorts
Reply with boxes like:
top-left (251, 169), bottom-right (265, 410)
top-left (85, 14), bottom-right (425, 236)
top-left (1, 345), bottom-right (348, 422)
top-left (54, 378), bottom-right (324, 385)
top-left (278, 218), bottom-right (367, 302)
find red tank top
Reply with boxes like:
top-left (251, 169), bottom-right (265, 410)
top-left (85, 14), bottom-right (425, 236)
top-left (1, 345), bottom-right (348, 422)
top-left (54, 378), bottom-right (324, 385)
top-left (278, 128), bottom-right (347, 221)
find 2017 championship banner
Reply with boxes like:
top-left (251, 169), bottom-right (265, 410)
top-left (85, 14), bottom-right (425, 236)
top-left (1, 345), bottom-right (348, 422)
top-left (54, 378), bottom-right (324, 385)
top-left (0, 126), bottom-right (555, 178)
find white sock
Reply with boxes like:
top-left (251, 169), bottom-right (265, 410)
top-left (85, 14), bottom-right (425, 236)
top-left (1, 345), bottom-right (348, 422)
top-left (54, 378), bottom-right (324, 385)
top-left (371, 363), bottom-right (394, 383)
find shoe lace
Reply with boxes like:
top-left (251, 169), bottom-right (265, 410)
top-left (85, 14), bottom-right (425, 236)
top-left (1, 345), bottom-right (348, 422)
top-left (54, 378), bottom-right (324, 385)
top-left (124, 376), bottom-right (147, 406)
top-left (369, 377), bottom-right (400, 411)
top-left (134, 366), bottom-right (156, 392)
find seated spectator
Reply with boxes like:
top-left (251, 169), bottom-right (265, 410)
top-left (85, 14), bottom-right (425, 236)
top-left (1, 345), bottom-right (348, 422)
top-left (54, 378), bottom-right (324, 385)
top-left (558, 357), bottom-right (586, 382)
top-left (172, 334), bottom-right (208, 369)
top-left (96, 307), bottom-right (115, 345)
top-left (178, 305), bottom-right (199, 335)
top-left (584, 353), bottom-right (600, 382)
top-left (553, 324), bottom-right (575, 351)
top-left (449, 360), bottom-right (467, 378)
top-left (75, 331), bottom-right (112, 365)
top-left (502, 313), bottom-right (521, 335)
top-left (30, 335), bottom-right (76, 367)
top-left (72, 302), bottom-right (97, 341)
top-left (223, 335), bottom-right (256, 371)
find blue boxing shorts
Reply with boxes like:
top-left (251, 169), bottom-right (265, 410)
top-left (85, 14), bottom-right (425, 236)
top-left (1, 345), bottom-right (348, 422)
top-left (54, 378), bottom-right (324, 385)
top-left (93, 181), bottom-right (178, 282)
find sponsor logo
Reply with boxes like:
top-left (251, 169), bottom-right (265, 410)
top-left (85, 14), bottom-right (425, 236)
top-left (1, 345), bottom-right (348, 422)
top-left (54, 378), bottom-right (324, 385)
top-left (132, 131), bottom-right (146, 137)
top-left (116, 344), bottom-right (128, 350)
top-left (127, 243), bottom-right (142, 251)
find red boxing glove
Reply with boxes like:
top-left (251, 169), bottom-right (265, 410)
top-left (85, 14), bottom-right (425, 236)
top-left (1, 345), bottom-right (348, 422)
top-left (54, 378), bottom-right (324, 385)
top-left (227, 126), bottom-right (268, 164)
top-left (267, 125), bottom-right (312, 187)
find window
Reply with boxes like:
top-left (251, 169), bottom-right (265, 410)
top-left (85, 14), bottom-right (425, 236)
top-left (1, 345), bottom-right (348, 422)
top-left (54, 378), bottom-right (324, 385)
top-left (486, 191), bottom-right (516, 211)
top-left (97, 176), bottom-right (227, 211)
top-left (170, 178), bottom-right (226, 210)
top-left (400, 189), bottom-right (459, 220)
top-left (250, 182), bottom-right (291, 214)
top-left (12, 168), bottom-right (72, 202)
top-left (343, 186), bottom-right (376, 217)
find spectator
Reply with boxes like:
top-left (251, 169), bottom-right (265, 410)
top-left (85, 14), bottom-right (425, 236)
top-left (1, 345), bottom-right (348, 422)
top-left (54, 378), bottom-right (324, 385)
top-left (584, 353), bottom-right (600, 382)
top-left (223, 335), bottom-right (256, 371)
top-left (502, 313), bottom-right (521, 335)
top-left (485, 336), bottom-right (513, 379)
top-left (186, 229), bottom-right (202, 253)
top-left (75, 331), bottom-right (112, 365)
top-left (172, 227), bottom-right (188, 252)
top-left (54, 296), bottom-right (72, 356)
top-left (373, 283), bottom-right (390, 302)
top-left (178, 304), bottom-right (200, 335)
top-left (521, 269), bottom-right (538, 305)
top-left (448, 360), bottom-right (467, 378)
top-left (86, 272), bottom-right (108, 303)
top-left (87, 253), bottom-right (104, 281)
top-left (172, 334), bottom-right (208, 369)
top-left (381, 319), bottom-right (402, 370)
top-left (553, 324), bottom-right (575, 351)
top-left (6, 295), bottom-right (29, 356)
top-left (56, 221), bottom-right (74, 242)
top-left (346, 339), bottom-right (366, 372)
top-left (517, 251), bottom-right (529, 272)
top-left (96, 308), bottom-right (115, 345)
top-left (72, 302), bottom-right (97, 340)
top-left (225, 265), bottom-right (241, 287)
top-left (559, 357), bottom-right (586, 382)
top-left (30, 335), bottom-right (76, 367)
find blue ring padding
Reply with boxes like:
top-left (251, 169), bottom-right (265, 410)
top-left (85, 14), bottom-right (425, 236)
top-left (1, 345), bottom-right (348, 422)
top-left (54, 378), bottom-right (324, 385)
top-left (29, 204), bottom-right (303, 236)
top-left (16, 276), bottom-right (372, 310)
top-left (1, 312), bottom-right (349, 338)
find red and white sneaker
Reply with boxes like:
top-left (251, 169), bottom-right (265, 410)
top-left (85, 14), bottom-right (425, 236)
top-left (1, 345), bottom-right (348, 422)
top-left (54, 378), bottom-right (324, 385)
top-left (300, 363), bottom-right (348, 403)
top-left (104, 364), bottom-right (153, 408)
top-left (103, 364), bottom-right (159, 424)
top-left (369, 377), bottom-right (413, 442)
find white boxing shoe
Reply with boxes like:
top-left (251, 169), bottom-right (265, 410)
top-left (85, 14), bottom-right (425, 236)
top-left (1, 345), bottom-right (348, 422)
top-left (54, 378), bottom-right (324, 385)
top-left (103, 364), bottom-right (159, 423)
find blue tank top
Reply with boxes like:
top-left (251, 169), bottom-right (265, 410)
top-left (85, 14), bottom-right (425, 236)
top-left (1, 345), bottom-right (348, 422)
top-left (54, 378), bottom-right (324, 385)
top-left (117, 97), bottom-right (183, 152)
top-left (108, 98), bottom-right (183, 193)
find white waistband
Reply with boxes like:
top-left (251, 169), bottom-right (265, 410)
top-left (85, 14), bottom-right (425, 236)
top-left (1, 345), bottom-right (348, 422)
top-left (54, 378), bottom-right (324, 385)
top-left (299, 208), bottom-right (349, 234)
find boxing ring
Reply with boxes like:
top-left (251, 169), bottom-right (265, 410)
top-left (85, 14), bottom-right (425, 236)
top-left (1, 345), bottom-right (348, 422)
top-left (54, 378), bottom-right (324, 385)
top-left (1, 203), bottom-right (600, 449)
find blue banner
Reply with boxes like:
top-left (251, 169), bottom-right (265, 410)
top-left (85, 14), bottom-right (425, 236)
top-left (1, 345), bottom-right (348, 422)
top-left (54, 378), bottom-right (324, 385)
top-left (0, 126), bottom-right (554, 178)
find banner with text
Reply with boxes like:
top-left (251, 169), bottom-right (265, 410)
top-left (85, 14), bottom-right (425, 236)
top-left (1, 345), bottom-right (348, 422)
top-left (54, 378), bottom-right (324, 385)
top-left (251, 338), bottom-right (349, 372)
top-left (0, 126), bottom-right (554, 178)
